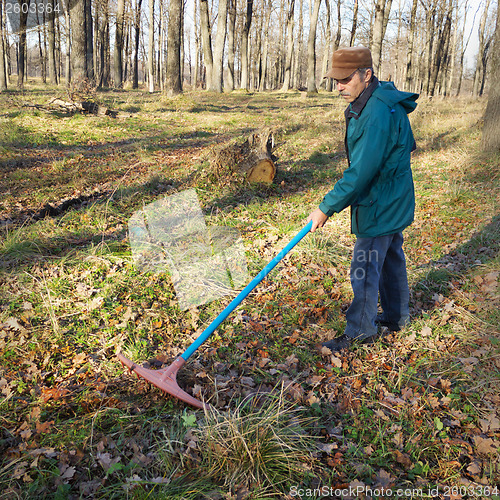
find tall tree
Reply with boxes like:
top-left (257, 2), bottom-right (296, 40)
top-left (320, 0), bottom-right (331, 88)
top-left (62, 0), bottom-right (71, 84)
top-left (473, 0), bottom-right (491, 96)
top-left (199, 0), bottom-right (213, 89)
top-left (404, 0), bottom-right (418, 91)
top-left (47, 0), bottom-right (58, 84)
top-left (114, 0), bottom-right (126, 87)
top-left (70, 0), bottom-right (89, 81)
top-left (85, 0), bottom-right (94, 80)
top-left (306, 0), bottom-right (321, 92)
top-left (226, 0), bottom-right (237, 90)
top-left (259, 0), bottom-right (272, 90)
top-left (166, 0), bottom-right (183, 95)
top-left (17, 0), bottom-right (31, 88)
top-left (240, 0), bottom-right (254, 90)
top-left (350, 0), bottom-right (359, 46)
top-left (132, 0), bottom-right (143, 88)
top-left (148, 0), bottom-right (155, 92)
top-left (280, 0), bottom-right (295, 91)
top-left (482, 3), bottom-right (499, 151)
top-left (212, 0), bottom-right (229, 92)
top-left (428, 0), bottom-right (453, 96)
top-left (371, 0), bottom-right (392, 74)
top-left (0, 0), bottom-right (7, 90)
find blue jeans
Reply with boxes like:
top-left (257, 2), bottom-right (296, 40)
top-left (344, 233), bottom-right (410, 340)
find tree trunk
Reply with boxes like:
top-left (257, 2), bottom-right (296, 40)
top-left (85, 0), bottom-right (94, 81)
top-left (148, 0), bottom-right (155, 92)
top-left (473, 0), bottom-right (491, 96)
top-left (404, 0), bottom-right (418, 91)
top-left (199, 0), bottom-right (213, 89)
top-left (166, 0), bottom-right (183, 95)
top-left (114, 0), bottom-right (125, 87)
top-left (334, 0), bottom-right (342, 51)
top-left (371, 0), bottom-right (390, 74)
top-left (482, 4), bottom-right (499, 151)
top-left (320, 0), bottom-right (331, 88)
top-left (226, 0), bottom-right (236, 90)
top-left (62, 0), bottom-right (71, 84)
top-left (429, 0), bottom-right (452, 97)
top-left (259, 0), bottom-right (271, 91)
top-left (37, 17), bottom-right (46, 83)
top-left (306, 0), bottom-right (321, 93)
top-left (0, 0), bottom-right (7, 91)
top-left (70, 0), bottom-right (87, 81)
top-left (133, 0), bottom-right (143, 88)
top-left (280, 0), bottom-right (295, 91)
top-left (47, 0), bottom-right (58, 84)
top-left (350, 0), bottom-right (358, 46)
top-left (445, 1), bottom-right (458, 96)
top-left (212, 0), bottom-right (228, 92)
top-left (240, 0), bottom-right (254, 90)
top-left (17, 0), bottom-right (31, 88)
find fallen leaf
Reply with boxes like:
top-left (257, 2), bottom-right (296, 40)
top-left (473, 436), bottom-right (499, 454)
top-left (467, 460), bottom-right (482, 476)
top-left (479, 413), bottom-right (500, 433)
top-left (330, 356), bottom-right (342, 368)
top-left (36, 420), bottom-right (54, 434)
top-left (421, 326), bottom-right (432, 336)
top-left (394, 450), bottom-right (412, 468)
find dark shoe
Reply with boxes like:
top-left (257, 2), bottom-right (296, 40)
top-left (321, 334), bottom-right (353, 352)
top-left (375, 319), bottom-right (400, 332)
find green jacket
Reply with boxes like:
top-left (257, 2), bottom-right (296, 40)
top-left (319, 80), bottom-right (419, 238)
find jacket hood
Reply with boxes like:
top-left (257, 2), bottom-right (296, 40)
top-left (374, 81), bottom-right (419, 114)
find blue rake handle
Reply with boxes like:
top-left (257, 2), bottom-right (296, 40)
top-left (181, 221), bottom-right (312, 361)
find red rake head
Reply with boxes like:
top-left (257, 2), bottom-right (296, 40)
top-left (117, 353), bottom-right (208, 410)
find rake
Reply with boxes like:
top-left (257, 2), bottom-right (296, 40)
top-left (117, 221), bottom-right (312, 409)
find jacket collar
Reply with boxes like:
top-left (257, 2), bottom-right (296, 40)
top-left (344, 76), bottom-right (380, 121)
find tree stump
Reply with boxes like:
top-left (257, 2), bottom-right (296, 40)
top-left (211, 129), bottom-right (277, 184)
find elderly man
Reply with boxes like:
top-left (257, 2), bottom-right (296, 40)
top-left (307, 46), bottom-right (419, 352)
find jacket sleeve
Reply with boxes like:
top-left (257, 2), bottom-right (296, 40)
top-left (319, 114), bottom-right (392, 217)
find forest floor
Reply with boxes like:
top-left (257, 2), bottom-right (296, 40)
top-left (0, 82), bottom-right (499, 500)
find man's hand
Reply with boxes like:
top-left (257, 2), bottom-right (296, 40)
top-left (306, 208), bottom-right (329, 232)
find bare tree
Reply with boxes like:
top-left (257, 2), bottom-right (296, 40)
top-left (259, 0), bottom-right (272, 90)
top-left (212, 0), bottom-right (229, 92)
top-left (473, 0), bottom-right (491, 96)
top-left (482, 2), bottom-right (499, 151)
top-left (240, 0), bottom-right (254, 90)
top-left (0, 0), bottom-right (7, 90)
top-left (114, 0), bottom-right (126, 87)
top-left (132, 0), bottom-right (143, 88)
top-left (226, 0), bottom-right (237, 90)
top-left (371, 0), bottom-right (392, 74)
top-left (280, 0), bottom-right (295, 91)
top-left (428, 0), bottom-right (453, 96)
top-left (350, 0), bottom-right (359, 46)
top-left (47, 0), bottom-right (58, 84)
top-left (166, 0), bottom-right (183, 95)
top-left (17, 0), bottom-right (31, 88)
top-left (320, 0), bottom-right (331, 88)
top-left (85, 0), bottom-right (94, 80)
top-left (306, 0), bottom-right (321, 92)
top-left (404, 0), bottom-right (418, 91)
top-left (70, 0), bottom-right (88, 81)
top-left (148, 0), bottom-right (155, 92)
top-left (199, 0), bottom-right (213, 89)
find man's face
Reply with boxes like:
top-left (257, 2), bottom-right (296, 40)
top-left (336, 69), bottom-right (372, 103)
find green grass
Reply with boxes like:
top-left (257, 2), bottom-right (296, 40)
top-left (0, 84), bottom-right (499, 498)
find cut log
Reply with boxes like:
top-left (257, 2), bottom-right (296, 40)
top-left (47, 98), bottom-right (119, 117)
top-left (211, 129), bottom-right (277, 184)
